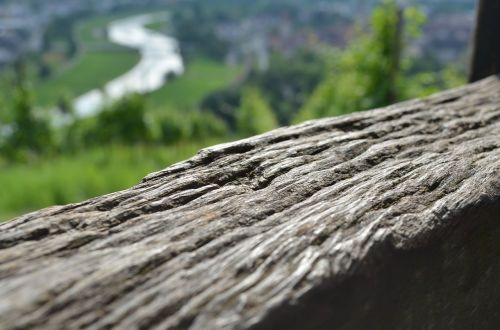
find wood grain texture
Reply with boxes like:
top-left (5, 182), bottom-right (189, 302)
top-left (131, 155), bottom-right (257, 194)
top-left (1, 76), bottom-right (500, 330)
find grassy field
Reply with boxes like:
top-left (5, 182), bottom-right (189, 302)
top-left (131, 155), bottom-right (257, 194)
top-left (148, 58), bottom-right (241, 112)
top-left (32, 12), bottom-right (144, 107)
top-left (31, 11), bottom-right (241, 111)
top-left (79, 12), bottom-right (242, 113)
top-left (34, 51), bottom-right (139, 106)
top-left (0, 140), bottom-right (226, 222)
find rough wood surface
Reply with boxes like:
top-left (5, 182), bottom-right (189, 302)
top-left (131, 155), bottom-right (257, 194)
top-left (1, 77), bottom-right (500, 329)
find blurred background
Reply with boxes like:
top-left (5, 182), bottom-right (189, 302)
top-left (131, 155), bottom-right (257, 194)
top-left (0, 0), bottom-right (475, 221)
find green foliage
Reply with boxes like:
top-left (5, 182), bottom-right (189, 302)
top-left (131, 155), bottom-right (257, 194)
top-left (59, 117), bottom-right (96, 152)
top-left (185, 112), bottom-right (229, 140)
top-left (294, 73), bottom-right (338, 123)
top-left (201, 50), bottom-right (325, 129)
top-left (295, 0), bottom-right (464, 123)
top-left (200, 88), bottom-right (241, 129)
top-left (237, 87), bottom-right (278, 137)
top-left (1, 64), bottom-right (53, 161)
top-left (58, 94), bottom-right (156, 152)
top-left (403, 66), bottom-right (466, 99)
top-left (57, 93), bottom-right (229, 151)
top-left (296, 0), bottom-right (407, 121)
top-left (153, 112), bottom-right (186, 144)
top-left (248, 50), bottom-right (326, 125)
top-left (152, 110), bottom-right (228, 144)
top-left (91, 94), bottom-right (152, 145)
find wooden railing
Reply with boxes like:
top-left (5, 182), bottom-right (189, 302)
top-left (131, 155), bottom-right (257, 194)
top-left (0, 76), bottom-right (499, 329)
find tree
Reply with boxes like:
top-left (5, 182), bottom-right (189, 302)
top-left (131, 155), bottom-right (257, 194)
top-left (469, 0), bottom-right (500, 82)
top-left (91, 94), bottom-right (152, 145)
top-left (153, 111), bottom-right (228, 145)
top-left (237, 87), bottom-right (278, 137)
top-left (57, 93), bottom-right (75, 116)
top-left (295, 0), bottom-right (427, 122)
top-left (247, 50), bottom-right (326, 125)
top-left (200, 88), bottom-right (242, 130)
top-left (186, 112), bottom-right (228, 141)
top-left (1, 61), bottom-right (53, 161)
top-left (200, 50), bottom-right (325, 130)
top-left (295, 0), bottom-right (468, 123)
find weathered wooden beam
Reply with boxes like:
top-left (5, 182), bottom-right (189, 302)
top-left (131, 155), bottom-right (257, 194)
top-left (470, 0), bottom-right (500, 82)
top-left (1, 77), bottom-right (500, 329)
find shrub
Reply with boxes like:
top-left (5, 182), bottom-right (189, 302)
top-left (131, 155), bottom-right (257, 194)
top-left (237, 87), bottom-right (278, 137)
top-left (91, 93), bottom-right (152, 145)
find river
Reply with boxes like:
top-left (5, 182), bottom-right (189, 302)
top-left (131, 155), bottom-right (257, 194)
top-left (72, 12), bottom-right (184, 119)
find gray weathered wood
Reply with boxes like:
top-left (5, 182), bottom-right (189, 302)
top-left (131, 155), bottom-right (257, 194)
top-left (1, 76), bottom-right (500, 329)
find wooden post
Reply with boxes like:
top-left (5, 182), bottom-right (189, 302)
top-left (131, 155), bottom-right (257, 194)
top-left (469, 0), bottom-right (500, 82)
